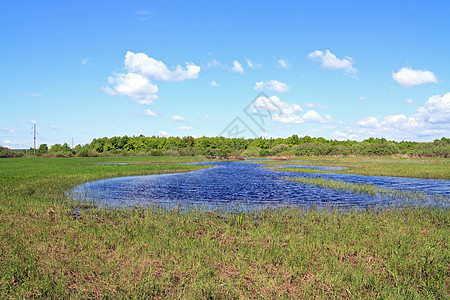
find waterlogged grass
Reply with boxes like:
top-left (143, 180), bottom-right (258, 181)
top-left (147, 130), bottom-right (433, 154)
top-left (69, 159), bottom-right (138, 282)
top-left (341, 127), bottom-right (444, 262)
top-left (0, 157), bottom-right (449, 298)
top-left (283, 176), bottom-right (449, 203)
top-left (252, 156), bottom-right (450, 179)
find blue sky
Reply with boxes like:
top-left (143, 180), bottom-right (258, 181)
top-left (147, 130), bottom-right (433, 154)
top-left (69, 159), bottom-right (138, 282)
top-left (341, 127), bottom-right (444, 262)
top-left (1, 0), bottom-right (449, 149)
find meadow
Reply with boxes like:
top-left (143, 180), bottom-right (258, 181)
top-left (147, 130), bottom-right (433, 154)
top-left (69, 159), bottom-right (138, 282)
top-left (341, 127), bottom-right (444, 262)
top-left (253, 156), bottom-right (450, 180)
top-left (0, 156), bottom-right (448, 299)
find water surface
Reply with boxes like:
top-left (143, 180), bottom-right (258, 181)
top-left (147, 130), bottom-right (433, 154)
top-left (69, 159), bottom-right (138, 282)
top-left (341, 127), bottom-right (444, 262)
top-left (71, 161), bottom-right (449, 210)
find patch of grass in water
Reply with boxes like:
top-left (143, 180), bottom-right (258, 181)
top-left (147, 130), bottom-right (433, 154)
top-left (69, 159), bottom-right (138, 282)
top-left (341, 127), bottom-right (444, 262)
top-left (284, 176), bottom-right (448, 202)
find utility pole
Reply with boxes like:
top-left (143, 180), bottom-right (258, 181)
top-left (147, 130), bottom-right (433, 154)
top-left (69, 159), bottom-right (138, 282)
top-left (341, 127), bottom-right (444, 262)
top-left (33, 124), bottom-right (36, 155)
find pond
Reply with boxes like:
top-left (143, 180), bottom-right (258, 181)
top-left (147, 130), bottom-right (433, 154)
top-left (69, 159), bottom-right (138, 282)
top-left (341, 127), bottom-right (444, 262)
top-left (71, 160), bottom-right (450, 210)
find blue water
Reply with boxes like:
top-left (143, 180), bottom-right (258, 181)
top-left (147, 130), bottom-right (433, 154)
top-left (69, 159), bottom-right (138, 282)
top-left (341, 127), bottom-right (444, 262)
top-left (71, 160), bottom-right (450, 210)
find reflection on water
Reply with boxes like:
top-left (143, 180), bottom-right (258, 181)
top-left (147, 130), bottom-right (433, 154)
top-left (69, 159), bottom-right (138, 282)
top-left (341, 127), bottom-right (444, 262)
top-left (71, 161), bottom-right (449, 210)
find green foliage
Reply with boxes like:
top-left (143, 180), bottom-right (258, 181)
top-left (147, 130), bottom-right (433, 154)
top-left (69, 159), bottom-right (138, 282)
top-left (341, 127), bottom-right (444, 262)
top-left (6, 134), bottom-right (449, 159)
top-left (0, 146), bottom-right (24, 158)
top-left (36, 144), bottom-right (48, 156)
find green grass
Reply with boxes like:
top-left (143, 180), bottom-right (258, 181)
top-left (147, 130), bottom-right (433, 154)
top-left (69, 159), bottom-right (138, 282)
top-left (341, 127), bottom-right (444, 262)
top-left (251, 156), bottom-right (450, 179)
top-left (1, 157), bottom-right (449, 298)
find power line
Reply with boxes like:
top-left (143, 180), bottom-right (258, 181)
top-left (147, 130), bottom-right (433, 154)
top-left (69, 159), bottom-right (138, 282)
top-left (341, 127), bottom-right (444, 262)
top-left (33, 124), bottom-right (36, 154)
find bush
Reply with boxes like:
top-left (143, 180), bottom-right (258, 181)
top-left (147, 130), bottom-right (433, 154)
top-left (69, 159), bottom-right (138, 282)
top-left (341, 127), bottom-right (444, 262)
top-left (150, 150), bottom-right (164, 156)
top-left (241, 147), bottom-right (262, 157)
top-left (164, 149), bottom-right (180, 156)
top-left (0, 146), bottom-right (23, 158)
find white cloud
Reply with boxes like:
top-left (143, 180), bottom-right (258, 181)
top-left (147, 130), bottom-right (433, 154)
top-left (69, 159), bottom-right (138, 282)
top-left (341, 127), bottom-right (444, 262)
top-left (254, 95), bottom-right (302, 115)
top-left (392, 67), bottom-right (437, 87)
top-left (405, 98), bottom-right (413, 104)
top-left (231, 60), bottom-right (244, 74)
top-left (245, 58), bottom-right (262, 69)
top-left (80, 58), bottom-right (89, 65)
top-left (332, 131), bottom-right (347, 138)
top-left (50, 125), bottom-right (61, 129)
top-left (272, 114), bottom-right (304, 124)
top-left (277, 59), bottom-right (290, 69)
top-left (254, 80), bottom-right (290, 93)
top-left (417, 92), bottom-right (450, 123)
top-left (103, 72), bottom-right (158, 105)
top-left (359, 96), bottom-right (365, 101)
top-left (308, 49), bottom-right (357, 77)
top-left (158, 130), bottom-right (169, 137)
top-left (177, 126), bottom-right (192, 130)
top-left (254, 95), bottom-right (304, 124)
top-left (144, 109), bottom-right (158, 117)
top-left (31, 120), bottom-right (38, 124)
top-left (0, 128), bottom-right (15, 133)
top-left (210, 80), bottom-right (220, 87)
top-left (124, 51), bottom-right (200, 82)
top-left (204, 114), bottom-right (211, 121)
top-left (358, 117), bottom-right (381, 129)
top-left (355, 92), bottom-right (450, 140)
top-left (172, 115), bottom-right (184, 121)
top-left (302, 110), bottom-right (326, 123)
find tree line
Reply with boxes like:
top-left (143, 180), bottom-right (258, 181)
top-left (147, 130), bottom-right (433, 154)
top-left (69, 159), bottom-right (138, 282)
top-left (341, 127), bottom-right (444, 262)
top-left (3, 135), bottom-right (447, 158)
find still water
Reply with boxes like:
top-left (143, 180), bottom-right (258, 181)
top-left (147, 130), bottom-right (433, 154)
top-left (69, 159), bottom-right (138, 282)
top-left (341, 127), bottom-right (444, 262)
top-left (71, 161), bottom-right (449, 210)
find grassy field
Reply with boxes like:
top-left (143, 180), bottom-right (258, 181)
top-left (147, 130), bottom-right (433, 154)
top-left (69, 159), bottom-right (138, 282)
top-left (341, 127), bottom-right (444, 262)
top-left (0, 156), bottom-right (449, 298)
top-left (252, 156), bottom-right (450, 180)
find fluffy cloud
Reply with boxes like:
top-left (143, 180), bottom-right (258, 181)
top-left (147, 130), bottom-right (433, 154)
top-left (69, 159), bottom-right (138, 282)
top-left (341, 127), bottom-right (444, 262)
top-left (144, 109), bottom-right (158, 117)
top-left (210, 80), bottom-right (220, 87)
top-left (417, 92), bottom-right (450, 123)
top-left (172, 115), bottom-right (184, 121)
top-left (104, 73), bottom-right (159, 105)
top-left (301, 110), bottom-right (331, 123)
top-left (277, 59), bottom-right (290, 69)
top-left (158, 130), bottom-right (169, 137)
top-left (392, 67), bottom-right (437, 87)
top-left (308, 49), bottom-right (357, 76)
top-left (358, 117), bottom-right (381, 129)
top-left (356, 92), bottom-right (450, 140)
top-left (232, 60), bottom-right (244, 74)
top-left (254, 80), bottom-right (290, 93)
top-left (254, 95), bottom-right (302, 115)
top-left (104, 51), bottom-right (201, 108)
top-left (332, 131), bottom-right (347, 138)
top-left (253, 95), bottom-right (330, 125)
top-left (255, 96), bottom-right (303, 124)
top-left (302, 110), bottom-right (323, 122)
top-left (124, 51), bottom-right (200, 82)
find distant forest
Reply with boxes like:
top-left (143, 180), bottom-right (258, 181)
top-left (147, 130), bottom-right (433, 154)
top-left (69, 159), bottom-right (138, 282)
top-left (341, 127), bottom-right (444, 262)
top-left (1, 135), bottom-right (449, 158)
